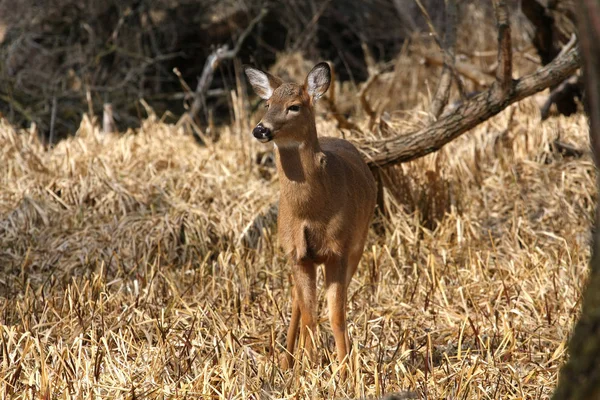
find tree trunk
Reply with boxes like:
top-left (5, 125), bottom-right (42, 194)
top-left (552, 0), bottom-right (600, 398)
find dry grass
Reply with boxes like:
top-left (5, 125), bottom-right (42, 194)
top-left (0, 93), bottom-right (594, 399)
top-left (0, 13), bottom-right (595, 398)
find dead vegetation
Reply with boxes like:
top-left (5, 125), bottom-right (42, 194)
top-left (0, 3), bottom-right (593, 399)
top-left (0, 81), bottom-right (594, 400)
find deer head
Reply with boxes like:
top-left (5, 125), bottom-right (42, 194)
top-left (244, 62), bottom-right (331, 146)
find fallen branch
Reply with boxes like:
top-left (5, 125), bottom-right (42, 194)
top-left (364, 47), bottom-right (579, 168)
top-left (362, 0), bottom-right (580, 169)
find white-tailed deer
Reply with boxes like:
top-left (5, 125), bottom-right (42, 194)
top-left (244, 62), bottom-right (377, 369)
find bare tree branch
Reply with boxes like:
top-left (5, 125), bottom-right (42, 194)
top-left (179, 9), bottom-right (268, 126)
top-left (430, 0), bottom-right (458, 118)
top-left (419, 52), bottom-right (493, 87)
top-left (493, 0), bottom-right (513, 98)
top-left (541, 74), bottom-right (581, 119)
top-left (48, 96), bottom-right (57, 147)
top-left (323, 62), bottom-right (362, 131)
top-left (359, 71), bottom-right (383, 128)
top-left (414, 0), bottom-right (443, 47)
top-left (392, 0), bottom-right (418, 34)
top-left (360, 1), bottom-right (580, 169)
top-left (364, 47), bottom-right (580, 168)
top-left (103, 103), bottom-right (116, 134)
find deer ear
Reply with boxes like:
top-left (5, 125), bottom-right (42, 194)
top-left (305, 62), bottom-right (331, 101)
top-left (244, 66), bottom-right (283, 100)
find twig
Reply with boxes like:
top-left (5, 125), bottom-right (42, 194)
top-left (415, 0), bottom-right (464, 115)
top-left (0, 94), bottom-right (35, 122)
top-left (103, 103), bottom-right (116, 134)
top-left (321, 62), bottom-right (361, 131)
top-left (322, 98), bottom-right (361, 132)
top-left (86, 87), bottom-right (94, 120)
top-left (172, 68), bottom-right (193, 95)
top-left (110, 6), bottom-right (134, 42)
top-left (237, 202), bottom-right (279, 248)
top-left (90, 52), bottom-right (184, 93)
top-left (419, 52), bottom-right (492, 87)
top-left (180, 9), bottom-right (268, 125)
top-left (359, 71), bottom-right (383, 128)
top-left (414, 0), bottom-right (443, 48)
top-left (552, 140), bottom-right (584, 158)
top-left (493, 0), bottom-right (513, 98)
top-left (430, 0), bottom-right (458, 118)
top-left (540, 75), bottom-right (581, 119)
top-left (392, 0), bottom-right (418, 33)
top-left (557, 34), bottom-right (578, 59)
top-left (49, 96), bottom-right (57, 147)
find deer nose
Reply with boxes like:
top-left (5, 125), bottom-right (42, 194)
top-left (252, 123), bottom-right (272, 142)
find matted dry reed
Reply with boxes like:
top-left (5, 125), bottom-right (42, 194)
top-left (0, 16), bottom-right (595, 398)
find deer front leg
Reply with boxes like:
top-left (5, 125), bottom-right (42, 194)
top-left (280, 288), bottom-right (300, 370)
top-left (292, 260), bottom-right (317, 364)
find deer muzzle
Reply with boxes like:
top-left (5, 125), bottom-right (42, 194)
top-left (252, 123), bottom-right (273, 143)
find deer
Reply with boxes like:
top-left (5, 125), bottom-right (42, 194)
top-left (244, 62), bottom-right (377, 371)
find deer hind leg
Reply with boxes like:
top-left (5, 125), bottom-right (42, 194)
top-left (292, 260), bottom-right (317, 364)
top-left (325, 257), bottom-right (350, 365)
top-left (339, 251), bottom-right (363, 357)
top-left (347, 229), bottom-right (368, 286)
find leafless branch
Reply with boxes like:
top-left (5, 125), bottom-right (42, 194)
top-left (358, 71), bottom-right (383, 128)
top-left (49, 96), bottom-right (57, 146)
top-left (364, 47), bottom-right (580, 168)
top-left (392, 0), bottom-right (418, 34)
top-left (430, 0), bottom-right (458, 118)
top-left (493, 0), bottom-right (513, 98)
top-left (180, 9), bottom-right (268, 126)
top-left (420, 52), bottom-right (492, 87)
top-left (359, 0), bottom-right (582, 169)
top-left (103, 103), bottom-right (116, 134)
top-left (414, 0), bottom-right (443, 47)
top-left (323, 62), bottom-right (362, 131)
top-left (557, 34), bottom-right (578, 59)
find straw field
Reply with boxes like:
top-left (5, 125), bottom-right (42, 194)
top-left (0, 22), bottom-right (594, 400)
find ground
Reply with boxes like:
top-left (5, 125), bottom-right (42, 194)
top-left (0, 83), bottom-right (594, 398)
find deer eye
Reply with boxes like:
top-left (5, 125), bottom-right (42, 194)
top-left (264, 103), bottom-right (269, 109)
top-left (287, 105), bottom-right (300, 112)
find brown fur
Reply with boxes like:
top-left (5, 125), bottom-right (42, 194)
top-left (245, 63), bottom-right (377, 371)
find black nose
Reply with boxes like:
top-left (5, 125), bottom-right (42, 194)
top-left (252, 123), bottom-right (272, 142)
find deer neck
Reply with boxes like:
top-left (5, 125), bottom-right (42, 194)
top-left (274, 127), bottom-right (323, 185)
